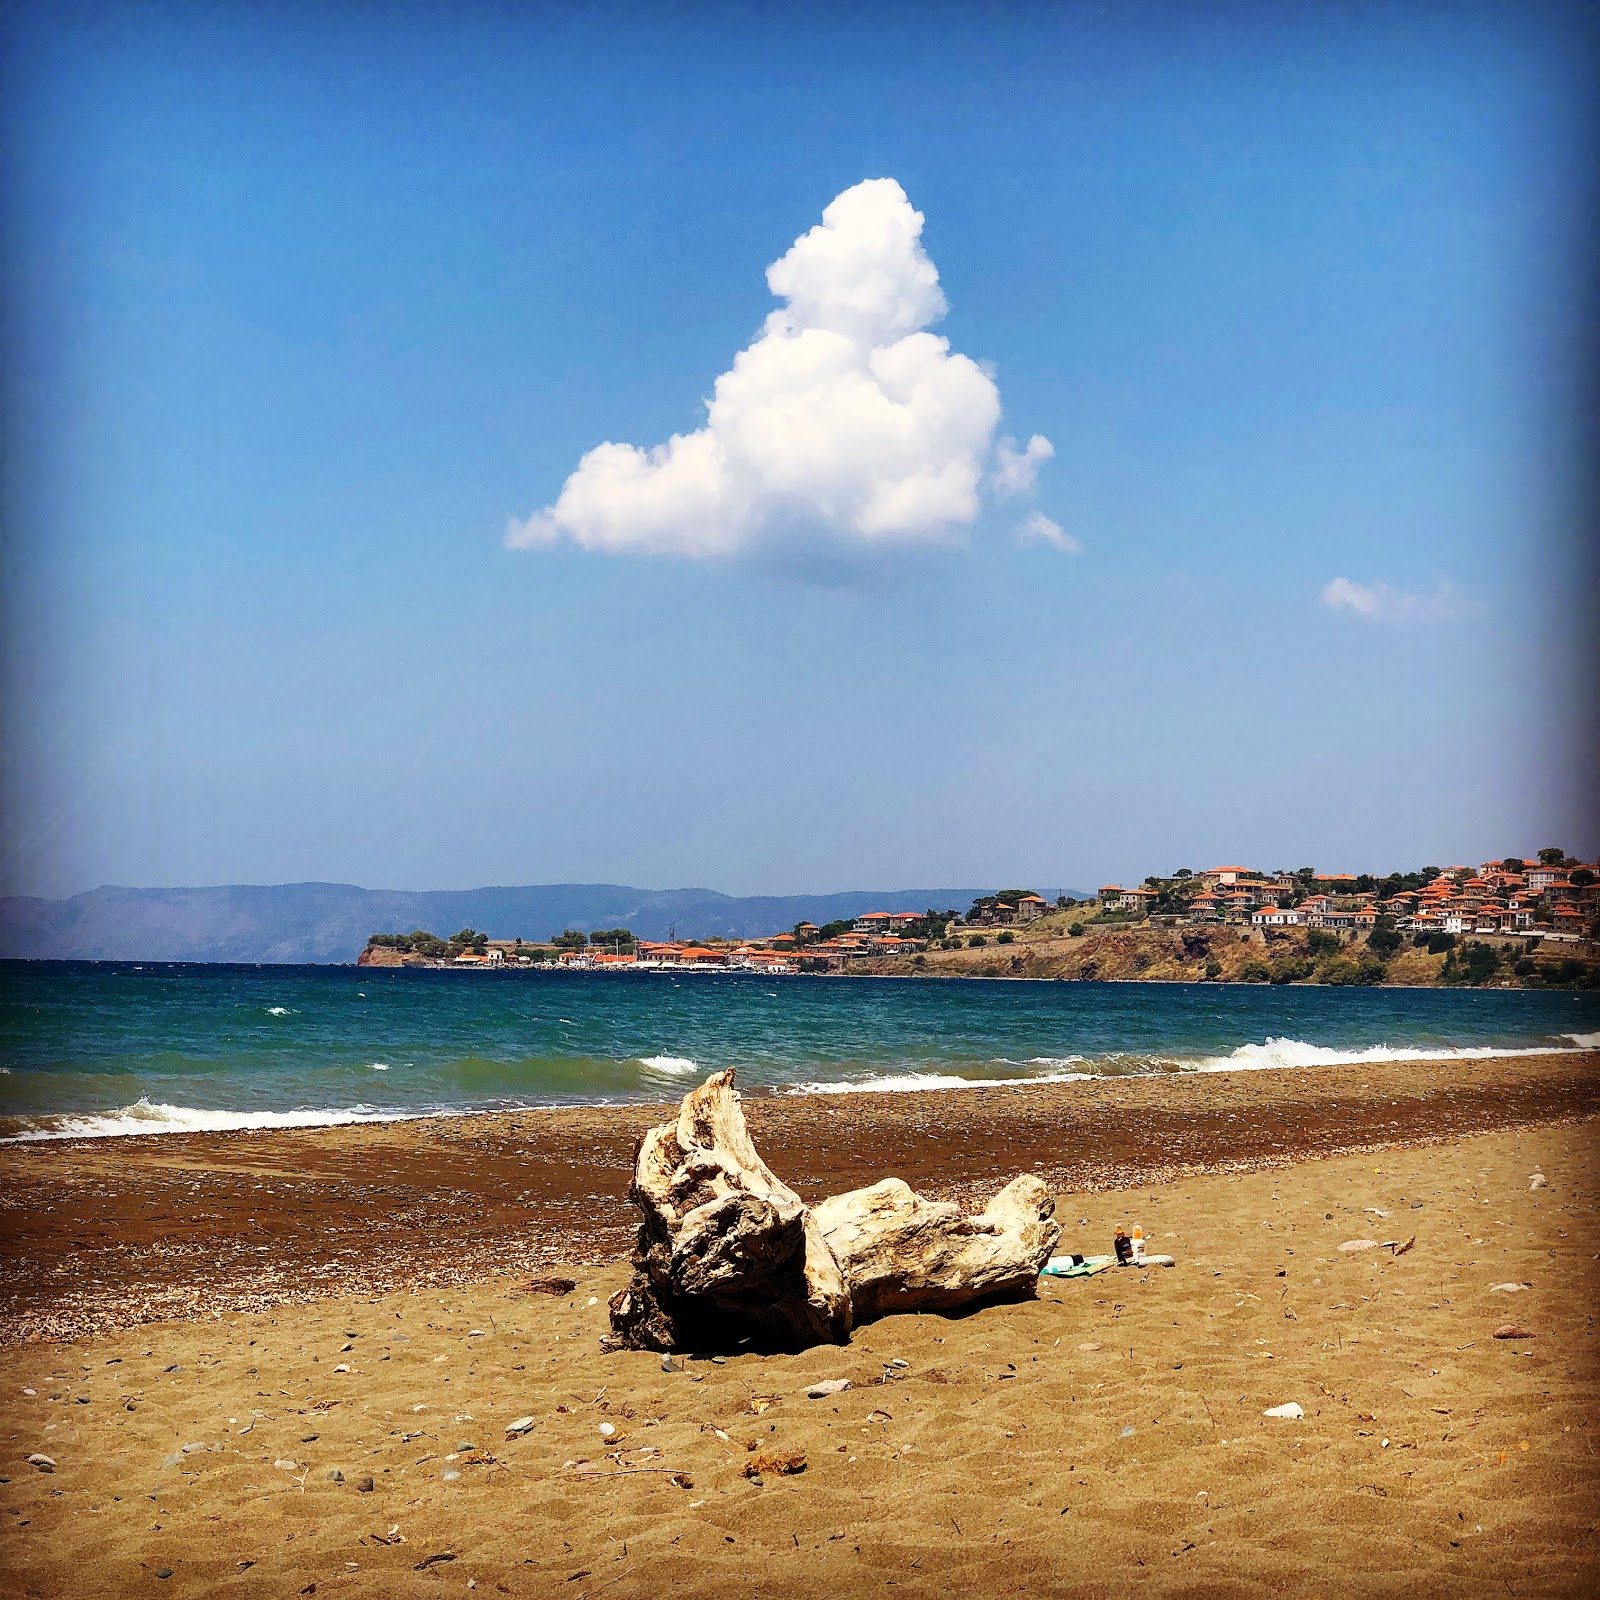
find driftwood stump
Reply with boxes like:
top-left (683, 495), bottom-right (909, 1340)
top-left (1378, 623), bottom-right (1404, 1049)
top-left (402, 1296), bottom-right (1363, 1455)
top-left (604, 1070), bottom-right (1059, 1352)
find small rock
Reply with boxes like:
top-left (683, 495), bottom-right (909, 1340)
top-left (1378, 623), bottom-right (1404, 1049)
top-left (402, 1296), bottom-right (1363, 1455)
top-left (1077, 1343), bottom-right (1100, 1353)
top-left (660, 1355), bottom-right (680, 1373)
top-left (804, 1379), bottom-right (851, 1399)
top-left (1338, 1239), bottom-right (1380, 1253)
top-left (709, 1356), bottom-right (726, 1365)
top-left (1263, 1403), bottom-right (1304, 1419)
top-left (1490, 1282), bottom-right (1529, 1293)
top-left (747, 1474), bottom-right (764, 1486)
top-left (597, 1423), bottom-right (616, 1439)
top-left (441, 1469), bottom-right (462, 1482)
top-left (1529, 1174), bottom-right (1547, 1190)
top-left (1493, 1325), bottom-right (1534, 1340)
top-left (300, 1434), bottom-right (318, 1443)
top-left (505, 1417), bottom-right (536, 1436)
top-left (1120, 1426), bottom-right (1135, 1438)
top-left (889, 1359), bottom-right (908, 1369)
top-left (274, 1459), bottom-right (299, 1471)
top-left (26, 1453), bottom-right (56, 1472)
top-left (333, 1364), bottom-right (350, 1374)
top-left (155, 1569), bottom-right (173, 1580)
top-left (181, 1442), bottom-right (206, 1454)
top-left (355, 1475), bottom-right (374, 1493)
top-left (327, 1468), bottom-right (344, 1483)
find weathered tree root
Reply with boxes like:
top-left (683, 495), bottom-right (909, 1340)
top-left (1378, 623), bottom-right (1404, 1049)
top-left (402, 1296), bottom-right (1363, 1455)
top-left (604, 1069), bottom-right (1060, 1352)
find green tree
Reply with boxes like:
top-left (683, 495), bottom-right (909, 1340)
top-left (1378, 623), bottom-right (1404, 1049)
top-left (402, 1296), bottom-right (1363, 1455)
top-left (1538, 847), bottom-right (1565, 865)
top-left (1570, 868), bottom-right (1596, 888)
top-left (968, 935), bottom-right (988, 949)
top-left (1366, 916), bottom-right (1402, 959)
top-left (997, 930), bottom-right (1015, 945)
top-left (1204, 959), bottom-right (1223, 979)
top-left (1307, 929), bottom-right (1340, 956)
top-left (1240, 959), bottom-right (1271, 982)
top-left (1500, 858), bottom-right (1525, 874)
top-left (551, 929), bottom-right (588, 949)
top-left (1068, 922), bottom-right (1084, 937)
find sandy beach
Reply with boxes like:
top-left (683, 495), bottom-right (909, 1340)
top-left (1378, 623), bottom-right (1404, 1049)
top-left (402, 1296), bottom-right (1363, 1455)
top-left (2, 1051), bottom-right (1597, 1597)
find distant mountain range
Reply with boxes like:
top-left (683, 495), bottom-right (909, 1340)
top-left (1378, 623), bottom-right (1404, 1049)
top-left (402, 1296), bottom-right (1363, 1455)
top-left (0, 881), bottom-right (1088, 965)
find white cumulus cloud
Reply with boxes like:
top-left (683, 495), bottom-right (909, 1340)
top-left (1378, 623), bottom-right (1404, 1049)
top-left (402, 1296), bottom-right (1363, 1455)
top-left (1319, 577), bottom-right (1473, 622)
top-left (507, 178), bottom-right (1050, 561)
top-left (1015, 510), bottom-right (1081, 554)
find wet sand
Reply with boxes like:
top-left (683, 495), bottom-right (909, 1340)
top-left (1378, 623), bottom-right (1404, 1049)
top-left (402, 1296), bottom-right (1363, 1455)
top-left (1, 1052), bottom-right (1597, 1597)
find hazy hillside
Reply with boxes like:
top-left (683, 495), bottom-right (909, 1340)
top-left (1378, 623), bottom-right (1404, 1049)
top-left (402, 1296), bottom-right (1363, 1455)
top-left (0, 882), bottom-right (1085, 964)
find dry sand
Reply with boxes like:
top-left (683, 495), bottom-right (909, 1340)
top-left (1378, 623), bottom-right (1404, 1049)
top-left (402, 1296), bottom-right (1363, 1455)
top-left (1, 1056), bottom-right (1597, 1597)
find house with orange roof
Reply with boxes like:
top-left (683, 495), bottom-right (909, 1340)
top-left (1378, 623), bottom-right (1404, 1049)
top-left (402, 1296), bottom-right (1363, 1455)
top-left (1199, 866), bottom-right (1254, 886)
top-left (1251, 904), bottom-right (1303, 927)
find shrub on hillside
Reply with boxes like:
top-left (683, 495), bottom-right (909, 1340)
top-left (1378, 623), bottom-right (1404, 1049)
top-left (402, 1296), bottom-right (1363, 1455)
top-left (997, 930), bottom-right (1015, 945)
top-left (1068, 922), bottom-right (1084, 937)
top-left (1240, 959), bottom-right (1271, 982)
top-left (1269, 956), bottom-right (1313, 985)
top-left (1321, 954), bottom-right (1385, 986)
top-left (1306, 929), bottom-right (1340, 956)
top-left (1204, 959), bottom-right (1223, 979)
top-left (967, 935), bottom-right (988, 948)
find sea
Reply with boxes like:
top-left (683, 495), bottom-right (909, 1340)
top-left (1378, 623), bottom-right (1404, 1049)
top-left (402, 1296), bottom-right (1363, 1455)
top-left (1, 960), bottom-right (1596, 1142)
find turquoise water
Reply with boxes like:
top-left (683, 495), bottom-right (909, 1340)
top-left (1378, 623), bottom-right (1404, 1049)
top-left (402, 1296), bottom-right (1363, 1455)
top-left (1, 960), bottom-right (1595, 1139)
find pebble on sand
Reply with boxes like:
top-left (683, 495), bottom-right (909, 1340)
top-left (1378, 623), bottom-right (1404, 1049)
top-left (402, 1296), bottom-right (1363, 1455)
top-left (805, 1379), bottom-right (851, 1398)
top-left (1263, 1403), bottom-right (1305, 1419)
top-left (1338, 1239), bottom-right (1380, 1253)
top-left (26, 1453), bottom-right (56, 1472)
top-left (1493, 1325), bottom-right (1534, 1340)
top-left (505, 1417), bottom-right (536, 1435)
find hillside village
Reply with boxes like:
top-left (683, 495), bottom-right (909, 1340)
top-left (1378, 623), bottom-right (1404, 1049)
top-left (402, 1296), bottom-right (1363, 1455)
top-left (359, 853), bottom-right (1598, 988)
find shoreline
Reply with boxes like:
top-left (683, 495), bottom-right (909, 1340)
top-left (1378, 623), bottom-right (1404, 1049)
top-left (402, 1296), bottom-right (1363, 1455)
top-left (6, 1040), bottom-right (1598, 1146)
top-left (2, 1050), bottom-right (1596, 1349)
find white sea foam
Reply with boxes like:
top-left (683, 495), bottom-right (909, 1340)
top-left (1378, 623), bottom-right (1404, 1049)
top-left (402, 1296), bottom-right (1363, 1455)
top-left (266, 1006), bottom-right (293, 1017)
top-left (369, 1062), bottom-right (390, 1071)
top-left (791, 1068), bottom-right (1093, 1095)
top-left (1191, 1036), bottom-right (1580, 1073)
top-left (788, 1034), bottom-right (1588, 1096)
top-left (638, 1055), bottom-right (700, 1076)
top-left (1, 1098), bottom-right (424, 1143)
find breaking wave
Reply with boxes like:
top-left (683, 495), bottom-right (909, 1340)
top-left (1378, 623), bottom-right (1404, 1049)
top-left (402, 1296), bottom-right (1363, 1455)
top-left (637, 1055), bottom-right (701, 1076)
top-left (1563, 1031), bottom-right (1600, 1049)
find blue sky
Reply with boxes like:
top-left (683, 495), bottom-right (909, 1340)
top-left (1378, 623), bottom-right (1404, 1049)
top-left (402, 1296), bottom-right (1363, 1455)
top-left (3, 0), bottom-right (1595, 899)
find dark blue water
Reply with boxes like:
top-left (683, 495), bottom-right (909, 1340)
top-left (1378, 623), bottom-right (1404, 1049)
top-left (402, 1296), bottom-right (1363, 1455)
top-left (1, 961), bottom-right (1594, 1139)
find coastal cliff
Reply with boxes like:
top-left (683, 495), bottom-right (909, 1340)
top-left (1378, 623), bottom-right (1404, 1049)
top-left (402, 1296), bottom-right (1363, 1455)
top-left (854, 917), bottom-right (1598, 988)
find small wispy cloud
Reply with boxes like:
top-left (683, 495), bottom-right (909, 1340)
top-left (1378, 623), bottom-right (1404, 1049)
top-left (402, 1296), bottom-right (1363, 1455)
top-left (1319, 576), bottom-right (1474, 622)
top-left (1015, 510), bottom-right (1081, 554)
top-left (992, 434), bottom-right (1054, 498)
